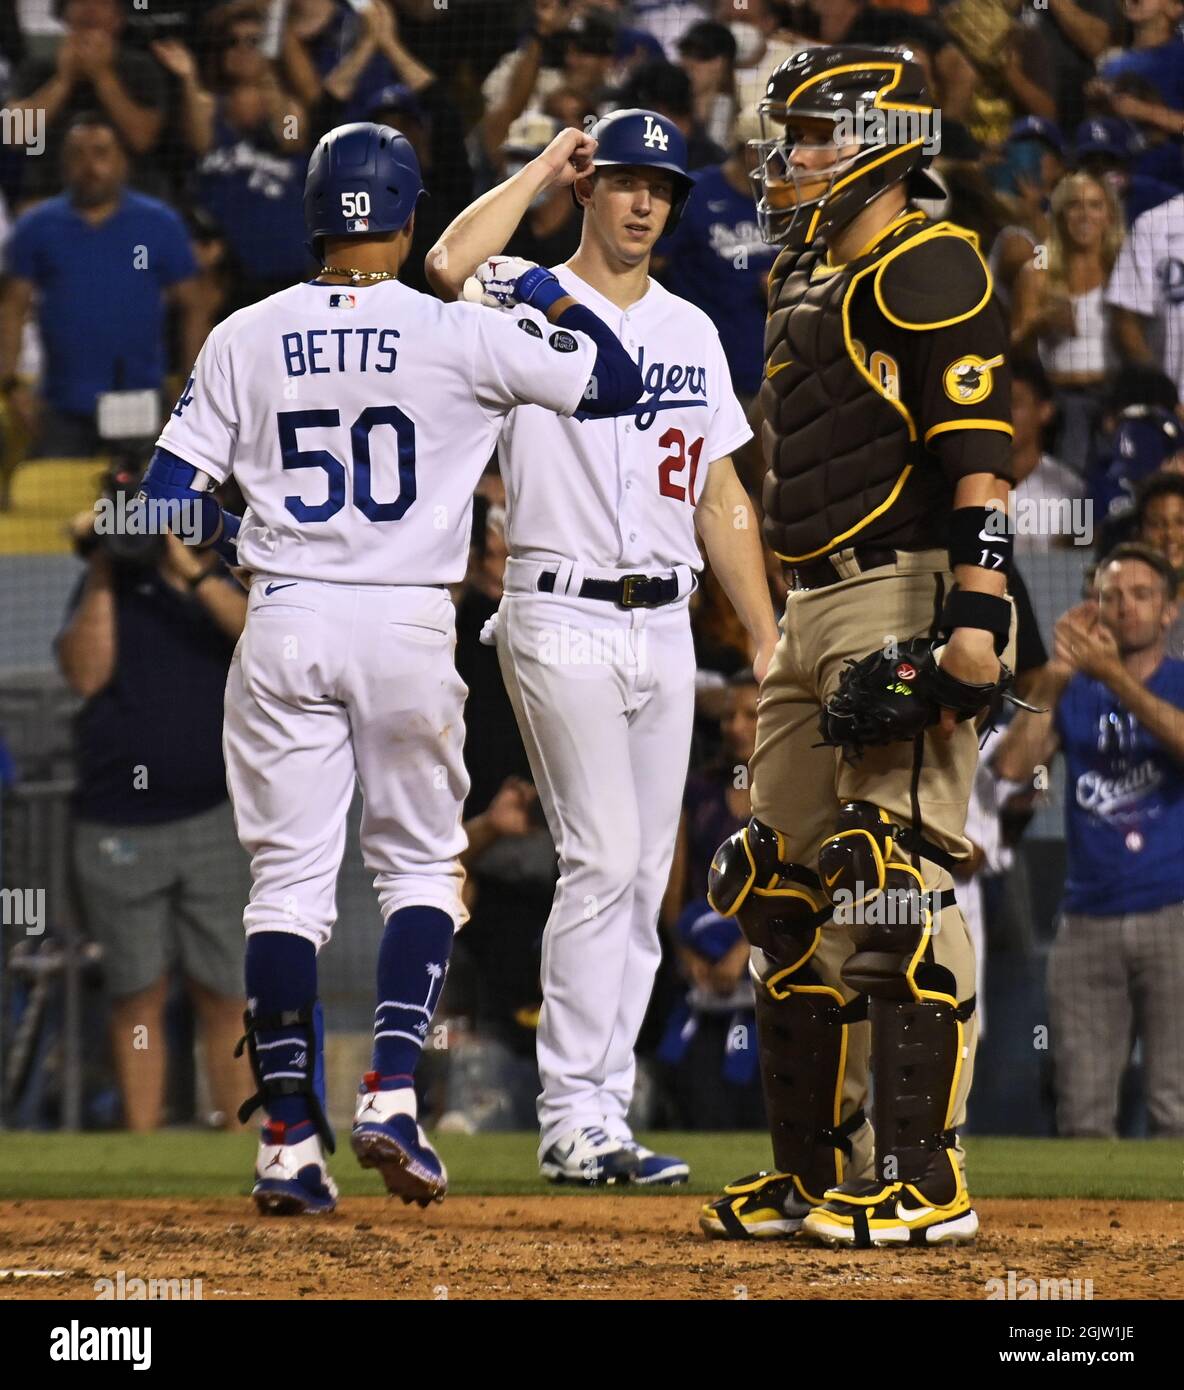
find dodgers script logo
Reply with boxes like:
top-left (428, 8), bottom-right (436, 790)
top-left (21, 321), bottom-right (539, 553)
top-left (632, 346), bottom-right (708, 430)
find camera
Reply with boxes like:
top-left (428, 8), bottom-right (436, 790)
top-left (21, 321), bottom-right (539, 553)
top-left (75, 451), bottom-right (166, 570)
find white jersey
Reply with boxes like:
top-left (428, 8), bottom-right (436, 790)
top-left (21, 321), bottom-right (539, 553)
top-left (157, 279), bottom-right (596, 585)
top-left (1105, 192), bottom-right (1184, 401)
top-left (497, 267), bottom-right (752, 571)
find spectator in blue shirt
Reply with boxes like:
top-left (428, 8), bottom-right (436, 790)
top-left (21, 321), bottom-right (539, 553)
top-left (194, 99), bottom-right (311, 313)
top-left (291, 0), bottom-right (431, 128)
top-left (656, 117), bottom-right (775, 406)
top-left (0, 114), bottom-right (203, 457)
top-left (1092, 0), bottom-right (1184, 192)
top-left (997, 541), bottom-right (1184, 1137)
top-left (656, 898), bottom-right (762, 1130)
top-left (180, 16), bottom-right (312, 314)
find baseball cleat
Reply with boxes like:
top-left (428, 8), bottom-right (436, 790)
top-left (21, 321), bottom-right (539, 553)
top-left (699, 1170), bottom-right (818, 1239)
top-left (620, 1140), bottom-right (690, 1185)
top-left (252, 1120), bottom-right (339, 1216)
top-left (800, 1177), bottom-right (979, 1248)
top-left (350, 1075), bottom-right (448, 1207)
top-left (539, 1126), bottom-right (641, 1185)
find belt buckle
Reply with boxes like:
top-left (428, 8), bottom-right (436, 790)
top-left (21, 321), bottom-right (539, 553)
top-left (620, 573), bottom-right (653, 608)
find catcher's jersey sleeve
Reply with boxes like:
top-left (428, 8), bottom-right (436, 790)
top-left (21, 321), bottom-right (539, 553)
top-left (157, 320), bottom-right (239, 484)
top-left (858, 228), bottom-right (1014, 484)
top-left (912, 302), bottom-right (1012, 444)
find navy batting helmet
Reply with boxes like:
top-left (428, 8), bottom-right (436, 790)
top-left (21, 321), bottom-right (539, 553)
top-left (304, 122), bottom-right (425, 261)
top-left (581, 108), bottom-right (695, 231)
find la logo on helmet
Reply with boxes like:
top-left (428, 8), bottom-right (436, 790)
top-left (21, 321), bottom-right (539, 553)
top-left (642, 116), bottom-right (669, 151)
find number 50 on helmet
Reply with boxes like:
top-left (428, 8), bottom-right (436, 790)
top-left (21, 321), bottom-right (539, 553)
top-left (749, 46), bottom-right (945, 251)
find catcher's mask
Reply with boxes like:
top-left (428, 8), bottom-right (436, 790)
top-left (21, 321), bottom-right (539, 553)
top-left (750, 45), bottom-right (944, 250)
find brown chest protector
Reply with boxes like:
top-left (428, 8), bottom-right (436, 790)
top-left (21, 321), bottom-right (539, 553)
top-left (760, 231), bottom-right (929, 564)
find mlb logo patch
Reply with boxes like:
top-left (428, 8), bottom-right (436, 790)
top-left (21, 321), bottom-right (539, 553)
top-left (330, 293), bottom-right (357, 309)
top-left (346, 217), bottom-right (370, 233)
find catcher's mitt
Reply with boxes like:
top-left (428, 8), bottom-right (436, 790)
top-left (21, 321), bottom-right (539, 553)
top-left (818, 636), bottom-right (1028, 759)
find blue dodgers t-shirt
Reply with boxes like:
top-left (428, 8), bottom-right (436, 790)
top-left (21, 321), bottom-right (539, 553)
top-left (660, 163), bottom-right (777, 397)
top-left (309, 9), bottom-right (401, 124)
top-left (1055, 658), bottom-right (1184, 915)
top-left (1102, 35), bottom-right (1184, 108)
top-left (1102, 36), bottom-right (1184, 193)
top-left (5, 192), bottom-right (196, 416)
top-left (196, 113), bottom-right (311, 284)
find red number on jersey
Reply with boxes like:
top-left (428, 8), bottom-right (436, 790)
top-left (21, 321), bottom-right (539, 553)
top-left (657, 428), bottom-right (706, 505)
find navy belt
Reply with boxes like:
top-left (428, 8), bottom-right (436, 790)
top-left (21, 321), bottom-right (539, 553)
top-left (536, 570), bottom-right (681, 609)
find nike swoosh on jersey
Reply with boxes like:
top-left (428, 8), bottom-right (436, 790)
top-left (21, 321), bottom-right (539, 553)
top-left (264, 581), bottom-right (298, 595)
top-left (824, 869), bottom-right (842, 887)
top-left (767, 362), bottom-right (792, 379)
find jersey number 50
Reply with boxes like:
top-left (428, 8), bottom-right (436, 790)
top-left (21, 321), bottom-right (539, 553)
top-left (278, 407), bottom-right (416, 522)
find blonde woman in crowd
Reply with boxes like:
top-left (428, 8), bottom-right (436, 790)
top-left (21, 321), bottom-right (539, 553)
top-left (1012, 171), bottom-right (1125, 474)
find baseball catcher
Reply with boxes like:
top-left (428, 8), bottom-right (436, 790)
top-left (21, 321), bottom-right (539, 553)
top-left (699, 47), bottom-right (1019, 1248)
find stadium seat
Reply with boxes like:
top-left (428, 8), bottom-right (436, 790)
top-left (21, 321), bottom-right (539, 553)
top-left (0, 458), bottom-right (107, 556)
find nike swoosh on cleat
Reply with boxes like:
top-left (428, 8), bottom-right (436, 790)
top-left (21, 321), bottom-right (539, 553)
top-left (895, 1202), bottom-right (937, 1223)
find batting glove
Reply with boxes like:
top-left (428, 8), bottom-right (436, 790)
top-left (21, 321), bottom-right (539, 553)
top-left (462, 257), bottom-right (567, 313)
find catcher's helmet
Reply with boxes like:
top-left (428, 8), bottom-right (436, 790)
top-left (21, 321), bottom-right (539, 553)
top-left (750, 46), bottom-right (943, 249)
top-left (304, 122), bottom-right (425, 261)
top-left (580, 108), bottom-right (696, 231)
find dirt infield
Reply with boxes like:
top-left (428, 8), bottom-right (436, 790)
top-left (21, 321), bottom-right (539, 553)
top-left (0, 1197), bottom-right (1178, 1300)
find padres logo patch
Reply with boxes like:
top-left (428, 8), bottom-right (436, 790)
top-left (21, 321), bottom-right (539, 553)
top-left (943, 354), bottom-right (1003, 405)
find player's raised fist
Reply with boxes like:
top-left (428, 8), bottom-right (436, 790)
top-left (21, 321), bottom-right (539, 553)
top-left (538, 127), bottom-right (598, 188)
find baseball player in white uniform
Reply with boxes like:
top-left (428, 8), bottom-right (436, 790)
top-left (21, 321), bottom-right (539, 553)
top-left (1107, 191), bottom-right (1184, 402)
top-left (428, 112), bottom-right (780, 1184)
top-left (138, 121), bottom-right (643, 1214)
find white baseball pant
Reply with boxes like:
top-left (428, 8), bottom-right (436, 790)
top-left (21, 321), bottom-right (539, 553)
top-left (223, 577), bottom-right (469, 950)
top-left (494, 558), bottom-right (697, 1155)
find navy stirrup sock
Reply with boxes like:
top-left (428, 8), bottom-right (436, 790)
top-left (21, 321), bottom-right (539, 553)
top-left (244, 932), bottom-right (319, 1128)
top-left (371, 906), bottom-right (455, 1086)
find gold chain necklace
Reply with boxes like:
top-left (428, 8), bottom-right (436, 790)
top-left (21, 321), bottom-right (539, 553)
top-left (318, 267), bottom-right (396, 285)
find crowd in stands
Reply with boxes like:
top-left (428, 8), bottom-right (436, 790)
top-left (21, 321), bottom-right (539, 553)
top-left (1, 0), bottom-right (1182, 1140)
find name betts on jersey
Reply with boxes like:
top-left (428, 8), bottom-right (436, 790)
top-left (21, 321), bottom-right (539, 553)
top-left (157, 279), bottom-right (596, 585)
